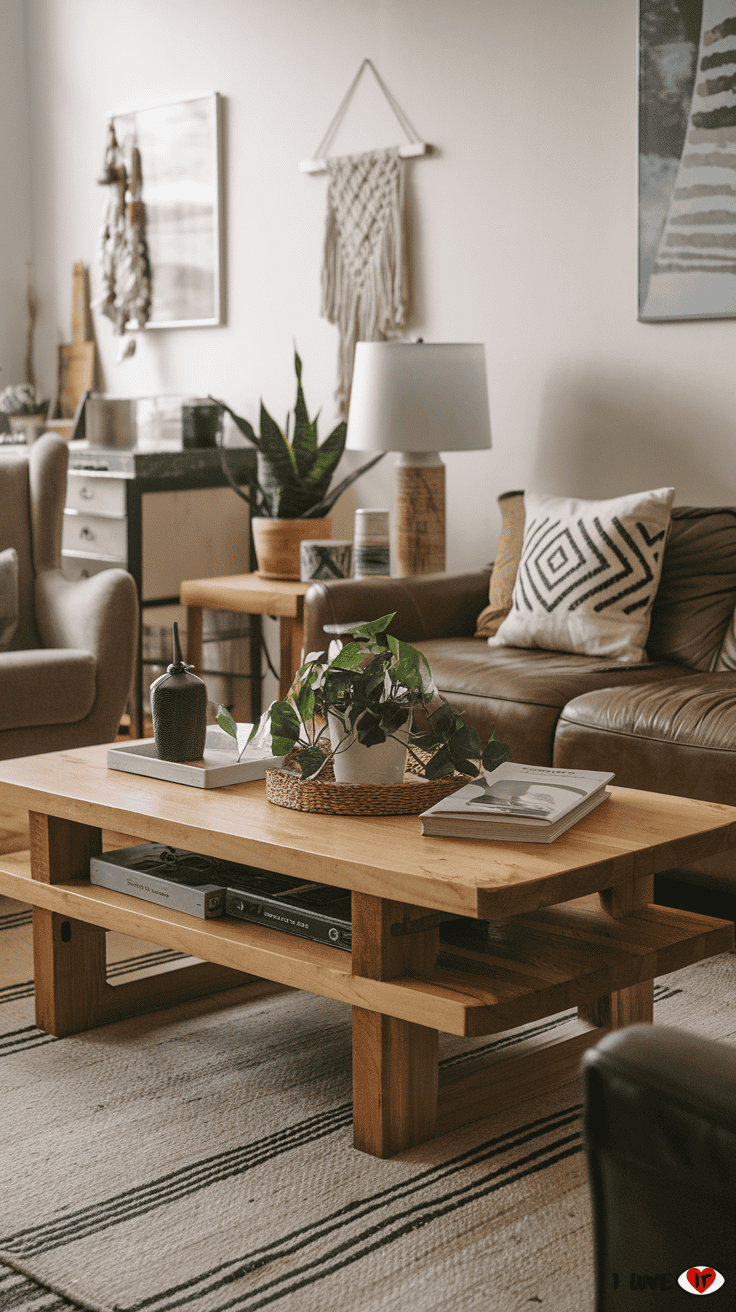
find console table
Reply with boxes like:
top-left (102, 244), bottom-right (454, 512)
top-left (62, 446), bottom-right (258, 734)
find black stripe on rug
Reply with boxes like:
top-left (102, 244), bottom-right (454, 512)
top-left (0, 981), bottom-right (684, 1259)
top-left (0, 910), bottom-right (32, 932)
top-left (0, 951), bottom-right (192, 1007)
top-left (0, 1103), bottom-right (354, 1259)
top-left (0, 1026), bottom-right (58, 1056)
top-left (121, 1112), bottom-right (585, 1312)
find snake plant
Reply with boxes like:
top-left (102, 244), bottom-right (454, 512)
top-left (211, 350), bottom-right (383, 519)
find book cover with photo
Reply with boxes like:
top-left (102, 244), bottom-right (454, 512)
top-left (420, 762), bottom-right (614, 843)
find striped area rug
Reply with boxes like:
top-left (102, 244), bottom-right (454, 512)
top-left (1, 892), bottom-right (735, 1312)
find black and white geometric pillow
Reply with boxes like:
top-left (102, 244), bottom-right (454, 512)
top-left (488, 487), bottom-right (675, 662)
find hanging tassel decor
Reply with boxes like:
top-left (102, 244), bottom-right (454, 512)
top-left (321, 146), bottom-right (409, 419)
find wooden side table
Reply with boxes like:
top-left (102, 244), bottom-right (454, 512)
top-left (180, 573), bottom-right (311, 704)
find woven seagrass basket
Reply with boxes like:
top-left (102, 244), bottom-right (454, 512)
top-left (265, 747), bottom-right (472, 816)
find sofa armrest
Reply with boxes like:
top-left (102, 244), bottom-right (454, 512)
top-left (34, 567), bottom-right (139, 739)
top-left (583, 1025), bottom-right (736, 1308)
top-left (303, 569), bottom-right (492, 656)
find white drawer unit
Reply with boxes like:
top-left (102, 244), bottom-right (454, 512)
top-left (65, 473), bottom-right (127, 516)
top-left (61, 553), bottom-right (124, 582)
top-left (62, 510), bottom-right (128, 560)
top-left (61, 445), bottom-right (257, 735)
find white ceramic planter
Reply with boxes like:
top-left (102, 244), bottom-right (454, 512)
top-left (328, 711), bottom-right (410, 785)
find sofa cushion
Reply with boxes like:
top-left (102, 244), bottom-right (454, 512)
top-left (0, 548), bottom-right (19, 650)
top-left (489, 487), bottom-right (675, 663)
top-left (554, 674), bottom-right (736, 803)
top-left (475, 490), bottom-right (524, 638)
top-left (0, 648), bottom-right (97, 731)
top-left (414, 637), bottom-right (688, 765)
top-left (648, 506), bottom-right (736, 672)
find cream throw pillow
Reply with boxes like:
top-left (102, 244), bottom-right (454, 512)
top-left (0, 547), bottom-right (19, 650)
top-left (488, 487), bottom-right (675, 662)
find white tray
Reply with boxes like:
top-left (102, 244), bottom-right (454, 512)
top-left (107, 726), bottom-right (284, 789)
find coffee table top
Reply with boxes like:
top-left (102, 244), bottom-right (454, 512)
top-left (2, 743), bottom-right (735, 918)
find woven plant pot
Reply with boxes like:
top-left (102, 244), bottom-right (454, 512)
top-left (265, 747), bottom-right (472, 816)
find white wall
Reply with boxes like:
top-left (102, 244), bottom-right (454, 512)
top-left (0, 0), bottom-right (33, 392)
top-left (12, 0), bottom-right (736, 573)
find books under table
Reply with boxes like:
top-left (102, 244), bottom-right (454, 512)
top-left (90, 844), bottom-right (353, 949)
top-left (419, 761), bottom-right (614, 843)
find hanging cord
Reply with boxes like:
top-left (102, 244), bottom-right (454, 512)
top-left (312, 58), bottom-right (422, 161)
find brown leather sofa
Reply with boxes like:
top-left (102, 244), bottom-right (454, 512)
top-left (303, 506), bottom-right (736, 919)
top-left (583, 1024), bottom-right (736, 1308)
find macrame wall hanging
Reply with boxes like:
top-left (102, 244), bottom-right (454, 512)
top-left (94, 120), bottom-right (152, 361)
top-left (301, 61), bottom-right (430, 419)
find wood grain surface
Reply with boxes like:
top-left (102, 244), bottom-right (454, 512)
top-left (0, 744), bottom-right (735, 917)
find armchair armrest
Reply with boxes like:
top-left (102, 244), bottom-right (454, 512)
top-left (34, 566), bottom-right (139, 740)
top-left (583, 1025), bottom-right (736, 1308)
top-left (303, 569), bottom-right (492, 656)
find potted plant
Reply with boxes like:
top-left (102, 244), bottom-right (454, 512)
top-left (0, 384), bottom-right (49, 443)
top-left (211, 351), bottom-right (384, 579)
top-left (222, 612), bottom-right (511, 786)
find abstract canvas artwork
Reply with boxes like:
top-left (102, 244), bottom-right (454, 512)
top-left (639, 0), bottom-right (736, 320)
top-left (114, 94), bottom-right (223, 328)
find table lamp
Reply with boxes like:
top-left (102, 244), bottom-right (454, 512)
top-left (345, 342), bottom-right (491, 575)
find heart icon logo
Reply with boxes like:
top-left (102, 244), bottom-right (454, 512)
top-left (687, 1269), bottom-right (716, 1292)
top-left (678, 1267), bottom-right (725, 1295)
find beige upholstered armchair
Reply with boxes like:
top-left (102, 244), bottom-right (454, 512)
top-left (0, 435), bottom-right (138, 759)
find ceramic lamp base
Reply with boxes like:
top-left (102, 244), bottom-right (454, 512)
top-left (395, 453), bottom-right (445, 576)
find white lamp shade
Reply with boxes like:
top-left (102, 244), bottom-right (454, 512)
top-left (345, 342), bottom-right (492, 453)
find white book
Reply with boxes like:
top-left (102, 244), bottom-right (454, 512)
top-left (420, 761), bottom-right (614, 843)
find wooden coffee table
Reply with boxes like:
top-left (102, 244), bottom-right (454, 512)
top-left (0, 743), bottom-right (733, 1158)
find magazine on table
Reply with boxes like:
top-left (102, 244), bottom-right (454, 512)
top-left (419, 761), bottom-right (614, 843)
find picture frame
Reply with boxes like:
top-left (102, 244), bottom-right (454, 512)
top-left (639, 0), bottom-right (736, 322)
top-left (113, 92), bottom-right (224, 328)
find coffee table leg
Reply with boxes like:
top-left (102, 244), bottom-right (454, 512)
top-left (581, 864), bottom-right (655, 1029)
top-left (30, 811), bottom-right (265, 1037)
top-left (31, 811), bottom-right (106, 1035)
top-left (351, 893), bottom-right (440, 1157)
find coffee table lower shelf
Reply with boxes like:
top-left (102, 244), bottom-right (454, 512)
top-left (1, 852), bottom-right (732, 1158)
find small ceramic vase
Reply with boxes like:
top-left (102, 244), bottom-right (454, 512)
top-left (150, 622), bottom-right (207, 762)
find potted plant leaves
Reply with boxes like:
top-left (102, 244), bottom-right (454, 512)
top-left (225, 612), bottom-right (511, 786)
top-left (211, 350), bottom-right (384, 579)
top-left (0, 385), bottom-right (49, 443)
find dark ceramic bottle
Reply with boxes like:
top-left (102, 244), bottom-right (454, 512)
top-left (150, 622), bottom-right (207, 762)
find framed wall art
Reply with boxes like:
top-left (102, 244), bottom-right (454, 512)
top-left (114, 93), bottom-right (223, 328)
top-left (639, 0), bottom-right (736, 321)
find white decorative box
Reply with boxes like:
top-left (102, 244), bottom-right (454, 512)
top-left (107, 725), bottom-right (284, 789)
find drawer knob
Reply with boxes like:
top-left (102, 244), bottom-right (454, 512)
top-left (80, 487), bottom-right (94, 500)
top-left (80, 527), bottom-right (95, 540)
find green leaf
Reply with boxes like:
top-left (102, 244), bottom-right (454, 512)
top-left (209, 399), bottom-right (259, 449)
top-left (432, 701), bottom-right (459, 737)
top-left (305, 451), bottom-right (386, 518)
top-left (216, 706), bottom-right (238, 740)
top-left (291, 349), bottom-right (319, 478)
top-left (422, 746), bottom-right (453, 779)
top-left (481, 738), bottom-right (513, 771)
top-left (328, 641), bottom-right (365, 670)
top-left (296, 745), bottom-right (327, 779)
top-left (259, 403), bottom-right (299, 479)
top-left (302, 421), bottom-right (347, 488)
top-left (349, 613), bottom-right (395, 641)
top-left (269, 701), bottom-right (301, 755)
top-left (448, 724), bottom-right (482, 760)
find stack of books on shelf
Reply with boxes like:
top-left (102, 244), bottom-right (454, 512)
top-left (419, 761), bottom-right (614, 843)
top-left (90, 844), bottom-right (353, 950)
